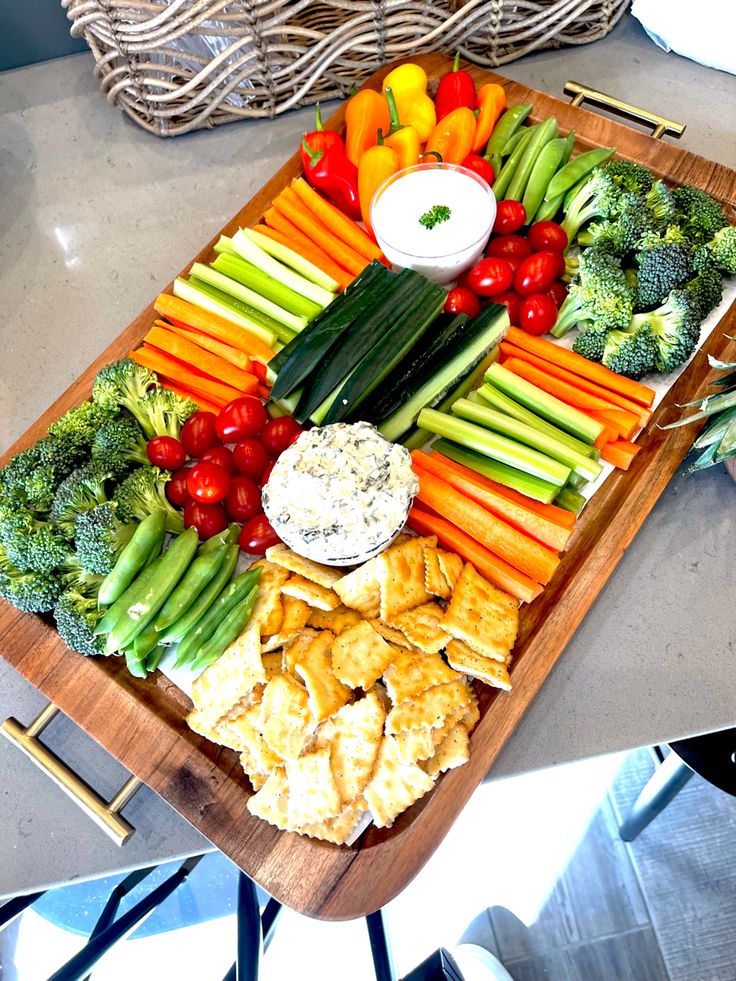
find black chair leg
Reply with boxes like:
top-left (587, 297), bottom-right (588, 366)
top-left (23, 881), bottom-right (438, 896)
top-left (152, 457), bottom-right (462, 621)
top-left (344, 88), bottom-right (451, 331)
top-left (619, 749), bottom-right (694, 842)
top-left (261, 897), bottom-right (283, 952)
top-left (366, 908), bottom-right (396, 981)
top-left (0, 890), bottom-right (46, 932)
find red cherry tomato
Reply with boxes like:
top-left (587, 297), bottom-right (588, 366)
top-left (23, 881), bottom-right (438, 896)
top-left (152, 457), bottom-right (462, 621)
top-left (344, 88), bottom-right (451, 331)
top-left (225, 476), bottom-right (262, 523)
top-left (519, 293), bottom-right (559, 336)
top-left (183, 500), bottom-right (228, 540)
top-left (460, 153), bottom-right (495, 186)
top-left (493, 291), bottom-right (522, 326)
top-left (492, 200), bottom-right (527, 235)
top-left (504, 256), bottom-right (522, 276)
top-left (465, 257), bottom-right (514, 298)
top-left (443, 287), bottom-right (481, 318)
top-left (232, 439), bottom-right (270, 481)
top-left (180, 411), bottom-right (220, 457)
top-left (546, 281), bottom-right (568, 308)
top-left (216, 397), bottom-right (267, 442)
top-left (514, 251), bottom-right (560, 297)
top-left (166, 467), bottom-right (192, 507)
top-left (486, 235), bottom-right (532, 261)
top-left (187, 462), bottom-right (231, 504)
top-left (198, 445), bottom-right (235, 476)
top-left (260, 460), bottom-right (275, 487)
top-left (146, 435), bottom-right (185, 471)
top-left (259, 417), bottom-right (304, 457)
top-left (527, 221), bottom-right (569, 254)
top-left (238, 513), bottom-right (282, 555)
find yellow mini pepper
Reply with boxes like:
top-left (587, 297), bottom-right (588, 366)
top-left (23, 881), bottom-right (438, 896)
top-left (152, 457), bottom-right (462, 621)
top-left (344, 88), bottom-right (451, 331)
top-left (381, 62), bottom-right (436, 142)
top-left (382, 87), bottom-right (421, 169)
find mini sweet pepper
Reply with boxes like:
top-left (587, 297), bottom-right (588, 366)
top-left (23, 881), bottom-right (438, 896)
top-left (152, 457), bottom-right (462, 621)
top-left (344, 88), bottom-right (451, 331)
top-left (300, 106), bottom-right (361, 219)
top-left (473, 83), bottom-right (506, 154)
top-left (382, 87), bottom-right (421, 169)
top-left (434, 53), bottom-right (476, 120)
top-left (345, 89), bottom-right (390, 165)
top-left (381, 62), bottom-right (436, 142)
top-left (425, 106), bottom-right (476, 165)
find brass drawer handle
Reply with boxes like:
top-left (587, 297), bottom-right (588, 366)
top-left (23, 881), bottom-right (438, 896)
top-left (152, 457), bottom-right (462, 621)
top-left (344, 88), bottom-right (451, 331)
top-left (1, 703), bottom-right (142, 846)
top-left (564, 81), bottom-right (686, 140)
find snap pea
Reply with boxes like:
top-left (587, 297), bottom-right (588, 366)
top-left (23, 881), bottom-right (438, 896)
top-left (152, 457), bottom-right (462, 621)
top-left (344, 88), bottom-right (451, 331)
top-left (559, 129), bottom-right (576, 167)
top-left (543, 146), bottom-right (615, 202)
top-left (98, 510), bottom-right (166, 606)
top-left (161, 543), bottom-right (239, 647)
top-left (564, 173), bottom-right (593, 210)
top-left (155, 543), bottom-right (227, 631)
top-left (491, 125), bottom-right (535, 199)
top-left (522, 136), bottom-right (568, 221)
top-left (484, 103), bottom-right (532, 157)
top-left (501, 129), bottom-right (526, 157)
top-left (488, 152), bottom-right (502, 176)
top-left (124, 645), bottom-right (147, 680)
top-left (174, 566), bottom-right (261, 668)
top-left (533, 192), bottom-right (565, 223)
top-left (504, 117), bottom-right (558, 202)
top-left (199, 524), bottom-right (239, 554)
top-left (105, 528), bottom-right (199, 654)
top-left (191, 585), bottom-right (260, 671)
top-left (96, 553), bottom-right (164, 637)
top-left (145, 644), bottom-right (166, 674)
top-left (134, 623), bottom-right (160, 661)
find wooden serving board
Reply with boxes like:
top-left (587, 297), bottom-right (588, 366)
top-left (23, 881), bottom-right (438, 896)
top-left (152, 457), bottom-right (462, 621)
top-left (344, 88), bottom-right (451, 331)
top-left (1, 54), bottom-right (735, 921)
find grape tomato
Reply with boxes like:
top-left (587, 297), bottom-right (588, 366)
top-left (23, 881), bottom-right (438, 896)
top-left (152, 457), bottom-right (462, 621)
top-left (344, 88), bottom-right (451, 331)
top-left (259, 417), bottom-right (304, 457)
top-left (146, 435), bottom-right (186, 471)
top-left (494, 291), bottom-right (522, 326)
top-left (527, 221), bottom-right (568, 254)
top-left (519, 293), bottom-right (559, 335)
top-left (465, 257), bottom-right (514, 298)
top-left (184, 500), bottom-right (228, 540)
top-left (216, 396), bottom-right (267, 442)
top-left (232, 439), bottom-right (270, 480)
top-left (187, 462), bottom-right (231, 504)
top-left (546, 281), bottom-right (568, 308)
top-left (514, 252), bottom-right (560, 297)
top-left (486, 235), bottom-right (532, 260)
top-left (166, 467), bottom-right (192, 507)
top-left (260, 460), bottom-right (275, 487)
top-left (180, 411), bottom-right (220, 457)
top-left (225, 476), bottom-right (262, 523)
top-left (238, 513), bottom-right (282, 554)
top-left (492, 199), bottom-right (526, 235)
top-left (443, 286), bottom-right (481, 318)
top-left (198, 445), bottom-right (235, 476)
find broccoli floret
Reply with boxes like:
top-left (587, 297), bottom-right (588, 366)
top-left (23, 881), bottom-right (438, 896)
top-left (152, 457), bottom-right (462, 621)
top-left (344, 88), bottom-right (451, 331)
top-left (577, 192), bottom-right (660, 257)
top-left (113, 466), bottom-right (184, 534)
top-left (576, 220), bottom-right (627, 256)
top-left (0, 444), bottom-right (64, 515)
top-left (0, 542), bottom-right (61, 612)
top-left (92, 358), bottom-right (158, 435)
top-left (638, 224), bottom-right (689, 251)
top-left (91, 417), bottom-right (149, 476)
top-left (684, 266), bottom-right (723, 320)
top-left (671, 185), bottom-right (727, 245)
top-left (572, 323), bottom-right (609, 363)
top-left (59, 555), bottom-right (104, 599)
top-left (703, 225), bottom-right (736, 276)
top-left (75, 503), bottom-right (136, 575)
top-left (551, 249), bottom-right (633, 338)
top-left (602, 160), bottom-right (654, 196)
top-left (630, 289), bottom-right (701, 373)
top-left (645, 180), bottom-right (675, 225)
top-left (561, 169), bottom-right (624, 245)
top-left (0, 499), bottom-right (69, 574)
top-left (50, 461), bottom-right (113, 539)
top-left (136, 387), bottom-right (198, 440)
top-left (601, 322), bottom-right (658, 379)
top-left (635, 243), bottom-right (693, 310)
top-left (54, 590), bottom-right (106, 656)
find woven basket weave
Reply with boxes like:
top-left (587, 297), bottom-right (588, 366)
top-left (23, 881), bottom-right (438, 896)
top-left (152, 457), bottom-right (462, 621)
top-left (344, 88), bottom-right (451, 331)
top-left (62, 0), bottom-right (629, 137)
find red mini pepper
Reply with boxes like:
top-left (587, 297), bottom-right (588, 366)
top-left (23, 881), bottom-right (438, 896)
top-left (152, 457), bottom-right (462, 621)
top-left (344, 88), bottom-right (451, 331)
top-left (434, 52), bottom-right (476, 121)
top-left (299, 105), bottom-right (361, 219)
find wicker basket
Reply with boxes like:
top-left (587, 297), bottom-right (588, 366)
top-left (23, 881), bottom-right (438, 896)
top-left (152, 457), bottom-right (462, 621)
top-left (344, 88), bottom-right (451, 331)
top-left (62, 0), bottom-right (629, 137)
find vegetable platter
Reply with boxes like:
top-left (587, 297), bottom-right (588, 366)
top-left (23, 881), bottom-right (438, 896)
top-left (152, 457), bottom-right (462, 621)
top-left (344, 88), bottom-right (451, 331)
top-left (1, 54), bottom-right (735, 921)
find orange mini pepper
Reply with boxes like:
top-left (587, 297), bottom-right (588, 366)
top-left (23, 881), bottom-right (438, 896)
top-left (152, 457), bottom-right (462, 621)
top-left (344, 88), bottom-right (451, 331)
top-left (425, 106), bottom-right (476, 165)
top-left (358, 142), bottom-right (400, 233)
top-left (345, 89), bottom-right (390, 166)
top-left (382, 87), bottom-right (421, 169)
top-left (473, 82), bottom-right (506, 153)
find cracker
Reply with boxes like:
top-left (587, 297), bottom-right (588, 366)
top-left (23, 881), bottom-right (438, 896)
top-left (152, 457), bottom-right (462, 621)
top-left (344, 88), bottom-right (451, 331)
top-left (266, 543), bottom-right (344, 588)
top-left (281, 574), bottom-right (340, 611)
top-left (262, 652), bottom-right (283, 681)
top-left (186, 708), bottom-right (239, 748)
top-left (383, 650), bottom-right (461, 705)
top-left (377, 536), bottom-right (436, 621)
top-left (437, 550), bottom-right (464, 592)
top-left (423, 723), bottom-right (470, 779)
top-left (333, 559), bottom-right (381, 619)
top-left (223, 704), bottom-right (281, 773)
top-left (260, 674), bottom-right (314, 759)
top-left (307, 605), bottom-right (363, 635)
top-left (424, 547), bottom-right (451, 599)
top-left (240, 758), bottom-right (269, 792)
top-left (459, 691), bottom-right (481, 733)
top-left (441, 563), bottom-right (518, 662)
top-left (318, 690), bottom-right (385, 803)
top-left (363, 736), bottom-right (435, 829)
top-left (190, 623), bottom-right (264, 723)
top-left (294, 630), bottom-right (351, 721)
top-left (445, 639), bottom-right (512, 691)
top-left (368, 619), bottom-right (413, 649)
top-left (385, 680), bottom-right (471, 735)
top-left (261, 596), bottom-right (311, 652)
top-left (247, 766), bottom-right (291, 830)
top-left (286, 744), bottom-right (343, 825)
top-left (297, 800), bottom-right (367, 845)
top-left (394, 726), bottom-right (436, 765)
top-left (330, 620), bottom-right (395, 691)
top-left (386, 601), bottom-right (451, 654)
top-left (249, 560), bottom-right (290, 636)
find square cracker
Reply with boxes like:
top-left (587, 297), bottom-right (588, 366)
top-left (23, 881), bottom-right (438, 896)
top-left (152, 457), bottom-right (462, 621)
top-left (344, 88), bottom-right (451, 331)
top-left (281, 575), bottom-right (340, 611)
top-left (364, 736), bottom-right (435, 829)
top-left (317, 689), bottom-right (385, 803)
top-left (368, 619), bottom-right (413, 649)
top-left (377, 536), bottom-right (436, 621)
top-left (437, 550), bottom-right (464, 592)
top-left (249, 560), bottom-right (290, 636)
top-left (424, 547), bottom-right (451, 599)
top-left (221, 703), bottom-right (281, 774)
top-left (441, 563), bottom-right (519, 662)
top-left (294, 630), bottom-right (352, 721)
top-left (286, 744), bottom-right (343, 825)
top-left (297, 800), bottom-right (367, 845)
top-left (330, 620), bottom-right (395, 691)
top-left (383, 650), bottom-right (461, 705)
top-left (186, 708), bottom-right (242, 750)
top-left (423, 722), bottom-right (470, 779)
top-left (386, 602), bottom-right (451, 654)
top-left (260, 674), bottom-right (314, 760)
top-left (333, 559), bottom-right (381, 619)
top-left (307, 605), bottom-right (363, 636)
top-left (239, 755), bottom-right (270, 792)
top-left (261, 596), bottom-right (311, 653)
top-left (266, 543), bottom-right (344, 588)
top-left (191, 623), bottom-right (264, 723)
top-left (394, 726), bottom-right (436, 765)
top-left (445, 639), bottom-right (512, 691)
top-left (386, 679), bottom-right (471, 735)
top-left (281, 627), bottom-right (320, 676)
top-left (247, 766), bottom-right (291, 830)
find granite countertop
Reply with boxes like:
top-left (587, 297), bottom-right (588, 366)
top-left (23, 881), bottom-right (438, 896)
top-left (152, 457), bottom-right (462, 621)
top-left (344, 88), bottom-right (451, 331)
top-left (1, 12), bottom-right (735, 899)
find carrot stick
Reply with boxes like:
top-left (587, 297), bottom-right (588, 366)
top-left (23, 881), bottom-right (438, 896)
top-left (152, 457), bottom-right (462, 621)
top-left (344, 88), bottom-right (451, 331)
top-left (272, 187), bottom-right (368, 276)
top-left (413, 464), bottom-right (560, 586)
top-left (156, 320), bottom-right (251, 372)
top-left (594, 429), bottom-right (618, 449)
top-left (588, 407), bottom-right (638, 441)
top-left (144, 325), bottom-right (258, 394)
top-left (599, 438), bottom-right (641, 470)
top-left (131, 346), bottom-right (242, 405)
top-left (157, 379), bottom-right (223, 414)
top-left (153, 294), bottom-right (275, 364)
top-left (498, 341), bottom-right (652, 427)
top-left (257, 220), bottom-right (354, 291)
top-left (504, 326), bottom-right (656, 408)
top-left (412, 450), bottom-right (571, 552)
top-left (291, 178), bottom-right (385, 263)
top-left (406, 507), bottom-right (542, 604)
top-left (503, 357), bottom-right (629, 414)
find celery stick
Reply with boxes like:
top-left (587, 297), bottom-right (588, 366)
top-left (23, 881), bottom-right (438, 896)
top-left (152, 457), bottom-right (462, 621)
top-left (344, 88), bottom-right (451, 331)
top-left (173, 278), bottom-right (276, 346)
top-left (554, 485), bottom-right (586, 514)
top-left (214, 235), bottom-right (238, 256)
top-left (212, 253), bottom-right (322, 320)
top-left (185, 277), bottom-right (292, 344)
top-left (433, 439), bottom-right (558, 504)
top-left (246, 228), bottom-right (339, 293)
top-left (417, 408), bottom-right (571, 486)
top-left (231, 229), bottom-right (336, 308)
top-left (485, 362), bottom-right (603, 443)
top-left (566, 471), bottom-right (588, 491)
top-left (189, 263), bottom-right (307, 333)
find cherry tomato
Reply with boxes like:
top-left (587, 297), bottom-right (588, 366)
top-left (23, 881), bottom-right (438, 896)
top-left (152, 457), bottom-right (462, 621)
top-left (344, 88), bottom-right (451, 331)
top-left (546, 281), bottom-right (568, 308)
top-left (146, 435), bottom-right (185, 471)
top-left (494, 291), bottom-right (522, 326)
top-left (504, 256), bottom-right (521, 277)
top-left (238, 513), bottom-right (282, 554)
top-left (444, 287), bottom-right (481, 318)
top-left (514, 251), bottom-right (560, 297)
top-left (465, 257), bottom-right (514, 298)
top-left (225, 476), bottom-right (262, 523)
top-left (487, 235), bottom-right (532, 261)
top-left (519, 293), bottom-right (559, 335)
top-left (260, 460), bottom-right (275, 487)
top-left (216, 396), bottom-right (267, 442)
top-left (527, 221), bottom-right (568, 254)
top-left (460, 153), bottom-right (495, 186)
top-left (198, 445), bottom-right (235, 476)
top-left (492, 200), bottom-right (527, 235)
top-left (180, 411), bottom-right (220, 457)
top-left (166, 467), bottom-right (192, 507)
top-left (259, 417), bottom-right (304, 457)
top-left (547, 251), bottom-right (567, 279)
top-left (184, 500), bottom-right (228, 540)
top-left (232, 438), bottom-right (269, 480)
top-left (187, 462), bottom-right (231, 504)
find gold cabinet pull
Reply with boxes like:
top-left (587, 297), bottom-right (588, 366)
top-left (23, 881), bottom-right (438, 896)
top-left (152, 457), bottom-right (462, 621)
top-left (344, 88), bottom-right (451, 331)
top-left (1, 703), bottom-right (142, 846)
top-left (564, 81), bottom-right (686, 140)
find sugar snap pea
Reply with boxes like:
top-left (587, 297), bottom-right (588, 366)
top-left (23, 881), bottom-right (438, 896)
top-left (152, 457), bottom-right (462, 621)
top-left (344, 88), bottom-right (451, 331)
top-left (543, 146), bottom-right (615, 202)
top-left (124, 645), bottom-right (147, 679)
top-left (491, 125), bottom-right (535, 199)
top-left (533, 192), bottom-right (565, 223)
top-left (522, 136), bottom-right (567, 221)
top-left (501, 129), bottom-right (526, 157)
top-left (155, 542), bottom-right (227, 631)
top-left (145, 644), bottom-right (166, 674)
top-left (134, 623), bottom-right (160, 661)
top-left (564, 173), bottom-right (593, 210)
top-left (191, 585), bottom-right (260, 671)
top-left (96, 553), bottom-right (164, 637)
top-left (162, 543), bottom-right (239, 648)
top-left (504, 117), bottom-right (558, 202)
top-left (484, 103), bottom-right (532, 157)
top-left (98, 510), bottom-right (166, 606)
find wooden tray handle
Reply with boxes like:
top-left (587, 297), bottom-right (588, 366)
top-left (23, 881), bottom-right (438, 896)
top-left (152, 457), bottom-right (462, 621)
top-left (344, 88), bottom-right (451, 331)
top-left (1, 703), bottom-right (142, 846)
top-left (564, 80), bottom-right (686, 140)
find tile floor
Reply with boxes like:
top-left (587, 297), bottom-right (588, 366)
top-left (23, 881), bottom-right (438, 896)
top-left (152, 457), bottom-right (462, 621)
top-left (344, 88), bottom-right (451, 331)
top-left (2, 746), bottom-right (736, 980)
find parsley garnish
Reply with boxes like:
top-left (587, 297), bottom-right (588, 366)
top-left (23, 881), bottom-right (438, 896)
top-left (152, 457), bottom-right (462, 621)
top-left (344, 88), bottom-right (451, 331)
top-left (419, 204), bottom-right (452, 230)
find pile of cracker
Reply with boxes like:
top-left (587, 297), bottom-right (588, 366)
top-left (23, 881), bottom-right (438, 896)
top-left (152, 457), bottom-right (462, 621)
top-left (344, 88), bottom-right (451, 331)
top-left (186, 534), bottom-right (519, 845)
